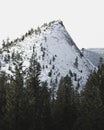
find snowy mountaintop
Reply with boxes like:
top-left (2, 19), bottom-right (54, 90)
top-left (0, 20), bottom-right (95, 90)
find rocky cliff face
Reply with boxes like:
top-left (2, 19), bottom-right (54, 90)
top-left (0, 20), bottom-right (95, 90)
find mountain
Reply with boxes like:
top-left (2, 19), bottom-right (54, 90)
top-left (82, 48), bottom-right (104, 67)
top-left (0, 20), bottom-right (95, 90)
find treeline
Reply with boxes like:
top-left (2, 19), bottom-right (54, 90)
top-left (0, 52), bottom-right (104, 130)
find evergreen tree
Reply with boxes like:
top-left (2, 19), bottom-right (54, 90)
top-left (74, 71), bottom-right (104, 130)
top-left (26, 47), bottom-right (41, 130)
top-left (53, 75), bottom-right (78, 130)
top-left (98, 64), bottom-right (104, 105)
top-left (74, 57), bottom-right (78, 68)
top-left (0, 71), bottom-right (7, 129)
top-left (99, 57), bottom-right (103, 67)
top-left (39, 82), bottom-right (51, 130)
top-left (5, 61), bottom-right (25, 130)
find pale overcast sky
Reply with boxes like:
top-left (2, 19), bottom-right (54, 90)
top-left (0, 0), bottom-right (104, 48)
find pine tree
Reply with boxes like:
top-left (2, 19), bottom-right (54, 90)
top-left (53, 75), bottom-right (78, 130)
top-left (39, 82), bottom-right (51, 130)
top-left (5, 61), bottom-right (25, 130)
top-left (0, 71), bottom-right (7, 129)
top-left (98, 64), bottom-right (104, 105)
top-left (74, 57), bottom-right (78, 68)
top-left (26, 47), bottom-right (41, 130)
top-left (74, 71), bottom-right (104, 130)
top-left (99, 57), bottom-right (103, 67)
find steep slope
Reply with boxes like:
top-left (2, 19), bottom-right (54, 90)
top-left (82, 48), bottom-right (104, 67)
top-left (0, 20), bottom-right (95, 90)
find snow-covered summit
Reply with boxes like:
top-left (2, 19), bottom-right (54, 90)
top-left (0, 20), bottom-right (95, 90)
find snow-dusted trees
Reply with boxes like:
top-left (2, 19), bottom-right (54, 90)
top-left (74, 56), bottom-right (78, 68)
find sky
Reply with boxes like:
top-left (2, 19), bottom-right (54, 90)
top-left (0, 0), bottom-right (104, 49)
